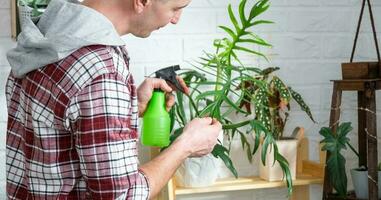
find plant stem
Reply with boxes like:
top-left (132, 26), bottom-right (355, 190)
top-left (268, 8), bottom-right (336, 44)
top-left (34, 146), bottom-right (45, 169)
top-left (186, 94), bottom-right (201, 117)
top-left (346, 141), bottom-right (360, 158)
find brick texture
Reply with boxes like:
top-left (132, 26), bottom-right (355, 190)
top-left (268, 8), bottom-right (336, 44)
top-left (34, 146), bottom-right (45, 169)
top-left (1, 0), bottom-right (381, 199)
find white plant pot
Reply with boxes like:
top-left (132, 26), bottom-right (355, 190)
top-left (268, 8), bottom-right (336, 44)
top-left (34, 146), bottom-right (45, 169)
top-left (259, 139), bottom-right (298, 181)
top-left (350, 168), bottom-right (381, 199)
top-left (175, 154), bottom-right (220, 187)
top-left (175, 131), bottom-right (223, 187)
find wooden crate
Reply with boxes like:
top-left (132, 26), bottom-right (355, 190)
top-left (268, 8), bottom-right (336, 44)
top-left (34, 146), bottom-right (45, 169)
top-left (341, 62), bottom-right (380, 79)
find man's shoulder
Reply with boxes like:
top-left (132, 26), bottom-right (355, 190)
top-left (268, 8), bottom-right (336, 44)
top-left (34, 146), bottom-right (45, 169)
top-left (40, 45), bottom-right (129, 97)
top-left (64, 45), bottom-right (117, 73)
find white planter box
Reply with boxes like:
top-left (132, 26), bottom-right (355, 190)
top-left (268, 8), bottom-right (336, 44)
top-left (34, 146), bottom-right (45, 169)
top-left (175, 154), bottom-right (220, 187)
top-left (174, 131), bottom-right (224, 187)
top-left (259, 139), bottom-right (298, 181)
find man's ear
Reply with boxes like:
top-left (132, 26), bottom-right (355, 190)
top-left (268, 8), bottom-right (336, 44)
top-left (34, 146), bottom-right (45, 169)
top-left (133, 0), bottom-right (152, 13)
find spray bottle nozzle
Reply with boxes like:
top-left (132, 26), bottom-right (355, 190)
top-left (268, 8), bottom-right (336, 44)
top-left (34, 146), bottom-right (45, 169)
top-left (154, 65), bottom-right (185, 94)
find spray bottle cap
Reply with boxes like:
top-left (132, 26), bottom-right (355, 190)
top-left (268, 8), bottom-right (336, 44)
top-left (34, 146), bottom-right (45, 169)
top-left (154, 65), bottom-right (185, 94)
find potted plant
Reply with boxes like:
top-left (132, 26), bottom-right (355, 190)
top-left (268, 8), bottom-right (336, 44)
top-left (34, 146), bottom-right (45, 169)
top-left (169, 0), bottom-right (272, 188)
top-left (320, 122), bottom-right (381, 198)
top-left (17, 0), bottom-right (50, 25)
top-left (169, 0), bottom-right (306, 195)
top-left (237, 67), bottom-right (316, 182)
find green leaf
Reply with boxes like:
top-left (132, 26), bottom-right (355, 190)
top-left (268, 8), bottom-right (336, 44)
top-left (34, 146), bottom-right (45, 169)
top-left (319, 127), bottom-right (334, 140)
top-left (212, 144), bottom-right (238, 178)
top-left (250, 20), bottom-right (274, 26)
top-left (249, 0), bottom-right (270, 21)
top-left (238, 0), bottom-right (247, 25)
top-left (254, 88), bottom-right (271, 131)
top-left (276, 152), bottom-right (293, 195)
top-left (228, 4), bottom-right (241, 33)
top-left (289, 87), bottom-right (315, 123)
top-left (261, 67), bottom-right (280, 76)
top-left (31, 7), bottom-right (43, 17)
top-left (176, 92), bottom-right (187, 123)
top-left (337, 122), bottom-right (353, 138)
top-left (327, 152), bottom-right (347, 197)
top-left (238, 38), bottom-right (272, 47)
top-left (230, 51), bottom-right (240, 64)
top-left (179, 69), bottom-right (207, 84)
top-left (218, 25), bottom-right (237, 40)
top-left (250, 120), bottom-right (268, 155)
top-left (261, 134), bottom-right (274, 165)
top-left (319, 122), bottom-right (354, 197)
top-left (199, 101), bottom-right (217, 117)
top-left (239, 131), bottom-right (252, 162)
top-left (174, 103), bottom-right (186, 126)
top-left (34, 0), bottom-right (49, 5)
top-left (223, 95), bottom-right (248, 114)
top-left (233, 45), bottom-right (268, 60)
top-left (223, 120), bottom-right (251, 130)
top-left (195, 90), bottom-right (222, 101)
top-left (169, 107), bottom-right (176, 133)
top-left (272, 76), bottom-right (291, 102)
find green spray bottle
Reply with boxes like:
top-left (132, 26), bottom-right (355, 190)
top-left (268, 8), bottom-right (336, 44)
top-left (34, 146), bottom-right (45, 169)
top-left (141, 65), bottom-right (184, 147)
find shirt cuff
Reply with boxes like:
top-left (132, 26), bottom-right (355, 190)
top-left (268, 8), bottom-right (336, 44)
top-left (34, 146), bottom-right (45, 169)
top-left (137, 169), bottom-right (151, 200)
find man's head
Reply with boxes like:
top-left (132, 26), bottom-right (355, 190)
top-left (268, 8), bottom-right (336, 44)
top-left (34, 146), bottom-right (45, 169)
top-left (82, 0), bottom-right (191, 37)
top-left (130, 0), bottom-right (191, 37)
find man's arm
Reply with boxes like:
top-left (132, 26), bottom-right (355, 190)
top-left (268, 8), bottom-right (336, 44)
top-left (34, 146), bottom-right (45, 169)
top-left (139, 118), bottom-right (221, 199)
top-left (139, 140), bottom-right (188, 199)
top-left (136, 78), bottom-right (221, 199)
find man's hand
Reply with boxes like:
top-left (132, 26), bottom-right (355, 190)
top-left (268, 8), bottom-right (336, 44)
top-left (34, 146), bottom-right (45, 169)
top-left (175, 117), bottom-right (222, 157)
top-left (137, 77), bottom-right (189, 117)
top-left (139, 117), bottom-right (221, 199)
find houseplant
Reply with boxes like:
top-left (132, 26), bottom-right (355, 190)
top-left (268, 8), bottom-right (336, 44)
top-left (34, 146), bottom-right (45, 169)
top-left (170, 0), bottom-right (273, 187)
top-left (320, 122), bottom-right (381, 198)
top-left (238, 67), bottom-right (315, 181)
top-left (169, 0), bottom-right (311, 195)
top-left (17, 0), bottom-right (50, 25)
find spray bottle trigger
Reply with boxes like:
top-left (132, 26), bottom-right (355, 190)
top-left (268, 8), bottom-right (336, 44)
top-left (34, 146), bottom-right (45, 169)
top-left (154, 65), bottom-right (185, 94)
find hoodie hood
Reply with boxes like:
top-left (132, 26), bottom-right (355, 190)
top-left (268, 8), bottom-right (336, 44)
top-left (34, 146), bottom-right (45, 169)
top-left (7, 0), bottom-right (125, 78)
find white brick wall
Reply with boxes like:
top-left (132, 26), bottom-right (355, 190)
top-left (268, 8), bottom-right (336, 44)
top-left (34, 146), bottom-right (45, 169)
top-left (1, 0), bottom-right (381, 199)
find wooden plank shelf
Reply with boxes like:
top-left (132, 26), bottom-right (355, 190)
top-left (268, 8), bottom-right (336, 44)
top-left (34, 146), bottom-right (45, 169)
top-left (152, 137), bottom-right (325, 200)
top-left (175, 173), bottom-right (323, 195)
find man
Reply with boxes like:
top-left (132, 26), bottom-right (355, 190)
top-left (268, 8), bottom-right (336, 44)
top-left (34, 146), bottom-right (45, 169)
top-left (6, 0), bottom-right (221, 199)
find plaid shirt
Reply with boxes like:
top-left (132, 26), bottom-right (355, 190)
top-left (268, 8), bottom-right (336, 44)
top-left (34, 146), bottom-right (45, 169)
top-left (6, 45), bottom-right (150, 200)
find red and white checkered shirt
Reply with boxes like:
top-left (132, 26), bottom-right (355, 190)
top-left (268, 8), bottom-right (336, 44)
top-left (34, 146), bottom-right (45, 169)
top-left (6, 45), bottom-right (150, 200)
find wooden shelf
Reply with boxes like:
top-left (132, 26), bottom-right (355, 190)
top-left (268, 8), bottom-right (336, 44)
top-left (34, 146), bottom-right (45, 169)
top-left (175, 173), bottom-right (323, 195)
top-left (152, 137), bottom-right (325, 200)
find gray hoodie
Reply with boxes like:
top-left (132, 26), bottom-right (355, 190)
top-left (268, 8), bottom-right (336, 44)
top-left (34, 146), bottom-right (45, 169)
top-left (7, 0), bottom-right (125, 78)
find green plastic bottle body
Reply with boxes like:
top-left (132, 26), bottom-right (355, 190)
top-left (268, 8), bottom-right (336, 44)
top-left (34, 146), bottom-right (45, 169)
top-left (142, 90), bottom-right (170, 147)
